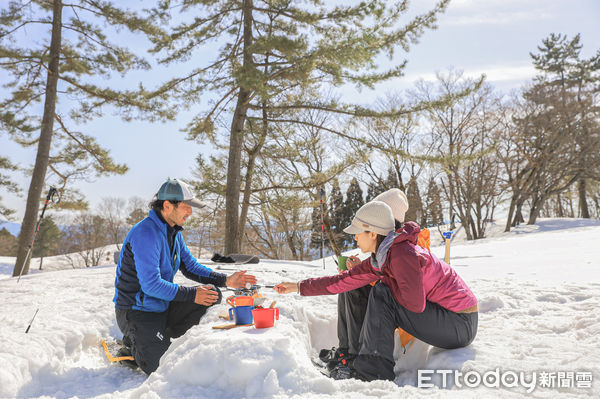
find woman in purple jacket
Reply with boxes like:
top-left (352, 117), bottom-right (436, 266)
top-left (319, 188), bottom-right (411, 372)
top-left (275, 200), bottom-right (478, 382)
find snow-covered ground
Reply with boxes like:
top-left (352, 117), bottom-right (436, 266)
top-left (1, 218), bottom-right (598, 398)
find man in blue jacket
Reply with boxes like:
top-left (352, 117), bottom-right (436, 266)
top-left (113, 178), bottom-right (257, 374)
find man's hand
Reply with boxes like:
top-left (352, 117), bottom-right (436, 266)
top-left (225, 270), bottom-right (257, 289)
top-left (273, 282), bottom-right (299, 294)
top-left (195, 285), bottom-right (219, 306)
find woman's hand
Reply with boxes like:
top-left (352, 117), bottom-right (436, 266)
top-left (273, 282), bottom-right (299, 294)
top-left (346, 255), bottom-right (361, 270)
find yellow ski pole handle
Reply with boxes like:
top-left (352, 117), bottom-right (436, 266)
top-left (101, 339), bottom-right (134, 362)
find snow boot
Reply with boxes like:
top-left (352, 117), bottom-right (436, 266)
top-left (318, 347), bottom-right (338, 363)
top-left (329, 363), bottom-right (367, 381)
top-left (325, 348), bottom-right (354, 371)
top-left (116, 346), bottom-right (138, 369)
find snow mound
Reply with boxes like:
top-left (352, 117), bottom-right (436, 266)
top-left (1, 219), bottom-right (600, 398)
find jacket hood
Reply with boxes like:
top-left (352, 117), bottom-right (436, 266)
top-left (393, 221), bottom-right (421, 245)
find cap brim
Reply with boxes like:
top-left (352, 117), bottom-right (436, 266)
top-left (343, 223), bottom-right (364, 235)
top-left (183, 198), bottom-right (206, 209)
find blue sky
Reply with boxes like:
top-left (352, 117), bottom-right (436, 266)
top-left (1, 0), bottom-right (599, 221)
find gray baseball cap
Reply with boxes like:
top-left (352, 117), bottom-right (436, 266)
top-left (157, 178), bottom-right (206, 209)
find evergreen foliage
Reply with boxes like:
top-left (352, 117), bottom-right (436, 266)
top-left (424, 178), bottom-right (444, 227)
top-left (365, 182), bottom-right (385, 202)
top-left (126, 208), bottom-right (147, 227)
top-left (0, 227), bottom-right (17, 256)
top-left (384, 166), bottom-right (400, 191)
top-left (148, 0), bottom-right (452, 252)
top-left (405, 177), bottom-right (423, 224)
top-left (501, 33), bottom-right (600, 229)
top-left (310, 204), bottom-right (322, 250)
top-left (528, 34), bottom-right (600, 221)
top-left (328, 179), bottom-right (344, 249)
top-left (1, 0), bottom-right (161, 276)
top-left (31, 216), bottom-right (61, 269)
top-left (342, 177), bottom-right (364, 246)
top-left (0, 156), bottom-right (19, 218)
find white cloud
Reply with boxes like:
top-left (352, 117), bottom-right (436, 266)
top-left (444, 11), bottom-right (553, 26)
top-left (440, 0), bottom-right (555, 26)
top-left (404, 63), bottom-right (536, 84)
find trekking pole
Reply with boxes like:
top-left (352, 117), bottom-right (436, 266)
top-left (319, 188), bottom-right (325, 270)
top-left (17, 187), bottom-right (60, 283)
top-left (25, 308), bottom-right (39, 333)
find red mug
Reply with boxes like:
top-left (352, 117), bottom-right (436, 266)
top-left (252, 307), bottom-right (279, 328)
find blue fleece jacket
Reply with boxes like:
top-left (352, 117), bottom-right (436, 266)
top-left (113, 209), bottom-right (226, 312)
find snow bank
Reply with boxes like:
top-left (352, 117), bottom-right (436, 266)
top-left (1, 219), bottom-right (599, 398)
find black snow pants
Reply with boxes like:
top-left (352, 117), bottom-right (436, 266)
top-left (353, 282), bottom-right (478, 381)
top-left (115, 286), bottom-right (222, 374)
top-left (337, 284), bottom-right (372, 355)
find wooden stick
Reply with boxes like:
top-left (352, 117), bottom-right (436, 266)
top-left (212, 323), bottom-right (253, 330)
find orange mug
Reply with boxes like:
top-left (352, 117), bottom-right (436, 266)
top-left (252, 307), bottom-right (279, 328)
top-left (226, 295), bottom-right (254, 307)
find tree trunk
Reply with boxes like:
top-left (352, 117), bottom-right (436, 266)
top-left (224, 0), bottom-right (253, 255)
top-left (578, 177), bottom-right (590, 218)
top-left (13, 0), bottom-right (62, 278)
top-left (512, 199), bottom-right (525, 227)
top-left (322, 210), bottom-right (341, 256)
top-left (237, 103), bottom-right (269, 249)
top-left (556, 193), bottom-right (564, 217)
top-left (505, 196), bottom-right (516, 232)
top-left (237, 150), bottom-right (255, 251)
top-left (39, 256), bottom-right (44, 271)
top-left (285, 230), bottom-right (299, 260)
top-left (528, 194), bottom-right (548, 225)
top-left (460, 216), bottom-right (473, 241)
top-left (448, 183), bottom-right (456, 230)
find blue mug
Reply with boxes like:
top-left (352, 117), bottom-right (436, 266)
top-left (229, 305), bottom-right (254, 325)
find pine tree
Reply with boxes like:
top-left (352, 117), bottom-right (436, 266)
top-left (365, 182), bottom-right (385, 202)
top-left (342, 178), bottom-right (364, 246)
top-left (328, 179), bottom-right (345, 248)
top-left (0, 227), bottom-right (17, 256)
top-left (527, 33), bottom-right (600, 221)
top-left (0, 157), bottom-right (18, 219)
top-left (424, 178), bottom-right (444, 227)
top-left (405, 177), bottom-right (423, 224)
top-left (310, 205), bottom-right (322, 250)
top-left (148, 0), bottom-right (451, 253)
top-left (1, 1), bottom-right (162, 277)
top-left (126, 208), bottom-right (146, 227)
top-left (384, 166), bottom-right (400, 191)
top-left (32, 216), bottom-right (61, 270)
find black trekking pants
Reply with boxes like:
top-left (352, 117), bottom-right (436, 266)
top-left (337, 284), bottom-right (372, 355)
top-left (354, 282), bottom-right (478, 381)
top-left (115, 286), bottom-right (222, 374)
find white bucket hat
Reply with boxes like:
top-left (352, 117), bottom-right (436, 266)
top-left (373, 188), bottom-right (409, 222)
top-left (343, 201), bottom-right (395, 236)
